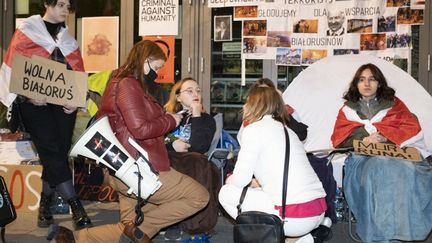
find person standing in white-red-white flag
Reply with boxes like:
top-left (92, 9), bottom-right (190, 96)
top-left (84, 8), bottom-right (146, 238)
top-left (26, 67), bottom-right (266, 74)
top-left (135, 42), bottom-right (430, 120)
top-left (0, 10), bottom-right (84, 107)
top-left (0, 0), bottom-right (92, 233)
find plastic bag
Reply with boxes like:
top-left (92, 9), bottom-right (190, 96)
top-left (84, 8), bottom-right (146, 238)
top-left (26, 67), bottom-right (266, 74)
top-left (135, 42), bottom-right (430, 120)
top-left (219, 130), bottom-right (240, 150)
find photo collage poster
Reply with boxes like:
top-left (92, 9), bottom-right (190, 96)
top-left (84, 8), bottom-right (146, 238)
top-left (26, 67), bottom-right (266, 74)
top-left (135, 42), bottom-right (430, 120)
top-left (210, 0), bottom-right (424, 68)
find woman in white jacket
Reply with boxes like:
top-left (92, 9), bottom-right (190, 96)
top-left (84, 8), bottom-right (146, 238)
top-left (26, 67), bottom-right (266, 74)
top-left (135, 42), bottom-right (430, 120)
top-left (219, 85), bottom-right (327, 241)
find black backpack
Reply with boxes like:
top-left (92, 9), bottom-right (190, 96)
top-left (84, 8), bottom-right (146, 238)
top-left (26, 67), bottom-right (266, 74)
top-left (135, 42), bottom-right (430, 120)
top-left (0, 176), bottom-right (17, 243)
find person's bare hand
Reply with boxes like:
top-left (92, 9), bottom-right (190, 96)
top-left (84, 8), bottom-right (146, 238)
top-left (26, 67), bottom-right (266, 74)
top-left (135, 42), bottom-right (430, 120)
top-left (363, 132), bottom-right (387, 143)
top-left (375, 133), bottom-right (387, 142)
top-left (168, 113), bottom-right (182, 126)
top-left (63, 105), bottom-right (77, 114)
top-left (172, 139), bottom-right (191, 152)
top-left (190, 102), bottom-right (202, 117)
top-left (249, 178), bottom-right (261, 188)
top-left (29, 98), bottom-right (47, 106)
top-left (363, 134), bottom-right (378, 143)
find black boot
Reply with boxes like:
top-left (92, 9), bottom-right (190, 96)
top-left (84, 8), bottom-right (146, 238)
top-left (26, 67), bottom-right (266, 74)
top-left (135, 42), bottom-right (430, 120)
top-left (68, 197), bottom-right (92, 230)
top-left (311, 225), bottom-right (332, 242)
top-left (47, 224), bottom-right (75, 243)
top-left (38, 193), bottom-right (54, 228)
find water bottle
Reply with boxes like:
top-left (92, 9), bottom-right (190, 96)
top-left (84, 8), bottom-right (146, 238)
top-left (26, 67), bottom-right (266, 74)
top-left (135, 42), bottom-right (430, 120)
top-left (334, 187), bottom-right (346, 222)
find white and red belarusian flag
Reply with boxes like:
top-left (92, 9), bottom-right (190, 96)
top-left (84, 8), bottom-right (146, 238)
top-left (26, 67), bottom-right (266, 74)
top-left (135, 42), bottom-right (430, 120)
top-left (0, 15), bottom-right (84, 107)
top-left (331, 97), bottom-right (423, 148)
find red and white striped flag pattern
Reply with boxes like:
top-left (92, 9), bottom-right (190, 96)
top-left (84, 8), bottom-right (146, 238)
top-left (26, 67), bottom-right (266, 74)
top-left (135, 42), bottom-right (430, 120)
top-left (0, 15), bottom-right (84, 107)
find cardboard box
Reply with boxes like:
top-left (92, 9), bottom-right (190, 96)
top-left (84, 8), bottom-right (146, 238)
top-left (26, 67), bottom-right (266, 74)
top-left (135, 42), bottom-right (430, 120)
top-left (0, 164), bottom-right (42, 212)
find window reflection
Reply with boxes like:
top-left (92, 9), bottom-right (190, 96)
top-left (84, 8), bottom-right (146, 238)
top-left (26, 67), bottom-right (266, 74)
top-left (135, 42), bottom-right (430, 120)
top-left (76, 0), bottom-right (120, 17)
top-left (14, 0), bottom-right (44, 23)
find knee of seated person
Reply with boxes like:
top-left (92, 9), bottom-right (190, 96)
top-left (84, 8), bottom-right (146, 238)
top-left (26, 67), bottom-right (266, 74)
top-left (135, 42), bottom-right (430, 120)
top-left (199, 188), bottom-right (210, 206)
top-left (218, 184), bottom-right (238, 205)
top-left (218, 185), bottom-right (229, 202)
top-left (190, 186), bottom-right (210, 209)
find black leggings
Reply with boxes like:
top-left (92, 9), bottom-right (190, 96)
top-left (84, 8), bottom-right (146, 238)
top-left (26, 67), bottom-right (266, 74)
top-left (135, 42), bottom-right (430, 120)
top-left (20, 102), bottom-right (76, 186)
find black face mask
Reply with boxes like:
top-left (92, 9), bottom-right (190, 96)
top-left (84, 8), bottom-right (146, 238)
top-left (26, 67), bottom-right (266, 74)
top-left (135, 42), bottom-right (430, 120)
top-left (145, 60), bottom-right (158, 84)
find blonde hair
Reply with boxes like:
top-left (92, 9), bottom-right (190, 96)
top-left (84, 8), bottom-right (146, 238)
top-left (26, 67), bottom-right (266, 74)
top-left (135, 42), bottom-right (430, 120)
top-left (243, 86), bottom-right (289, 125)
top-left (164, 77), bottom-right (199, 113)
top-left (117, 40), bottom-right (166, 86)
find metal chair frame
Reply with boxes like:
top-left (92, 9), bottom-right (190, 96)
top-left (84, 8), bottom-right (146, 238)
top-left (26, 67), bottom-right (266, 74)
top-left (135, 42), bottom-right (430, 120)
top-left (207, 113), bottom-right (239, 185)
top-left (313, 149), bottom-right (362, 242)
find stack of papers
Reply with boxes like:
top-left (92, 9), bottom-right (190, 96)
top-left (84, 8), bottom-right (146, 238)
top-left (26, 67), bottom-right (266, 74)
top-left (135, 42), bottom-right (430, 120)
top-left (0, 141), bottom-right (39, 165)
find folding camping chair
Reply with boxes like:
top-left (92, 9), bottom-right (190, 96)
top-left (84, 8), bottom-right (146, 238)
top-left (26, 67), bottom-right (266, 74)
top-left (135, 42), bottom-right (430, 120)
top-left (326, 150), bottom-right (362, 242)
top-left (207, 113), bottom-right (239, 185)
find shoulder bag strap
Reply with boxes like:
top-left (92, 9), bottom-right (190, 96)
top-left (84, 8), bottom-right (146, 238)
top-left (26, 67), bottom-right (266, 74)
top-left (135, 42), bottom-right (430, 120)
top-left (237, 185), bottom-right (249, 215)
top-left (281, 126), bottom-right (290, 220)
top-left (236, 125), bottom-right (291, 218)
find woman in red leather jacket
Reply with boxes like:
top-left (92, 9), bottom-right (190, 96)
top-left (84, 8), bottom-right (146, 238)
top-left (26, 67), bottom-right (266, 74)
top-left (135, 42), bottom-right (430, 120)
top-left (53, 40), bottom-right (209, 243)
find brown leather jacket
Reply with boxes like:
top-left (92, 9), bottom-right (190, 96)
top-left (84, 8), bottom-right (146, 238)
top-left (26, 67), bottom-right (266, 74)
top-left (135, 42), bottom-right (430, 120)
top-left (96, 75), bottom-right (176, 171)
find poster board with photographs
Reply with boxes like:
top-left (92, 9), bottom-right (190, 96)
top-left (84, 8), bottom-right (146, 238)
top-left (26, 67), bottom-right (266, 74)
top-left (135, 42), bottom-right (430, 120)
top-left (211, 0), bottom-right (423, 68)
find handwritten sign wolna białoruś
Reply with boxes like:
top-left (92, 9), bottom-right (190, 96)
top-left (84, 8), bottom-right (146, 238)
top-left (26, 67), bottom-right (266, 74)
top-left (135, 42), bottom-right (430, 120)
top-left (10, 54), bottom-right (87, 107)
top-left (353, 140), bottom-right (422, 162)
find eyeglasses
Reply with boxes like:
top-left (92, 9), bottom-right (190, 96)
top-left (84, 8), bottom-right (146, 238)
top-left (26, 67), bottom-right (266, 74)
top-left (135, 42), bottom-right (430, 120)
top-left (177, 88), bottom-right (202, 95)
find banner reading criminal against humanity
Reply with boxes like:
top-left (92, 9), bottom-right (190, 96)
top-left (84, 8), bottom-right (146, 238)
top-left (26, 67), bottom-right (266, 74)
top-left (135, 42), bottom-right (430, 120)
top-left (139, 0), bottom-right (179, 36)
top-left (10, 54), bottom-right (88, 107)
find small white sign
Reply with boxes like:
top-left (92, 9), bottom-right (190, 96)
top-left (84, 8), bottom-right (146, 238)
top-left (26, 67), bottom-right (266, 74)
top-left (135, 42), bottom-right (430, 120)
top-left (139, 0), bottom-right (179, 36)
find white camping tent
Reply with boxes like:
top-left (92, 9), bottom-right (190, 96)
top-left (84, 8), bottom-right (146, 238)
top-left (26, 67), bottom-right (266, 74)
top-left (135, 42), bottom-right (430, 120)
top-left (283, 54), bottom-right (432, 153)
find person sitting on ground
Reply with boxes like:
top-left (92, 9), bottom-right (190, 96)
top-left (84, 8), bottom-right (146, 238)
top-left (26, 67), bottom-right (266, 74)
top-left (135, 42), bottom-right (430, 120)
top-left (331, 63), bottom-right (432, 242)
top-left (51, 40), bottom-right (209, 243)
top-left (219, 85), bottom-right (327, 243)
top-left (162, 77), bottom-right (219, 240)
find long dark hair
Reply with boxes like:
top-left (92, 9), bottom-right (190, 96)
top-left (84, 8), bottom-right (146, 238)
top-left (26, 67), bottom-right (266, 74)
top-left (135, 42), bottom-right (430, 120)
top-left (343, 63), bottom-right (395, 102)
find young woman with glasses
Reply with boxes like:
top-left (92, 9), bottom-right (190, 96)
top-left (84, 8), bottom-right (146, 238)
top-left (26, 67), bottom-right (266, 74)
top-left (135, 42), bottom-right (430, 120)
top-left (164, 77), bottom-right (215, 154)
top-left (163, 77), bottom-right (218, 240)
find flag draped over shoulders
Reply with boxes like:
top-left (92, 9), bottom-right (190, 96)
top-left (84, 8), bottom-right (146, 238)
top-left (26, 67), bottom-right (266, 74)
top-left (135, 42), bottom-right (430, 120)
top-left (0, 15), bottom-right (84, 107)
top-left (330, 108), bottom-right (363, 148)
top-left (331, 97), bottom-right (422, 148)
